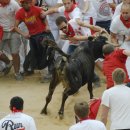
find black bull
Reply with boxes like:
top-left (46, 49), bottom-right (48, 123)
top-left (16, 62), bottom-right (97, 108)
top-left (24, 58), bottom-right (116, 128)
top-left (40, 36), bottom-right (109, 118)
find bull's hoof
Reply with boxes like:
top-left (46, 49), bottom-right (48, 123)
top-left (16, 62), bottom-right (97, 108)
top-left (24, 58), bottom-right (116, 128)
top-left (40, 109), bottom-right (47, 115)
top-left (58, 111), bottom-right (64, 119)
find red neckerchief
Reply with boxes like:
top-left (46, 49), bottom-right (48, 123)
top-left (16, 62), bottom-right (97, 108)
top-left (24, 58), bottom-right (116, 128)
top-left (11, 107), bottom-right (23, 113)
top-left (120, 15), bottom-right (130, 28)
top-left (79, 116), bottom-right (90, 123)
top-left (63, 23), bottom-right (75, 37)
top-left (0, 26), bottom-right (3, 41)
top-left (64, 4), bottom-right (77, 21)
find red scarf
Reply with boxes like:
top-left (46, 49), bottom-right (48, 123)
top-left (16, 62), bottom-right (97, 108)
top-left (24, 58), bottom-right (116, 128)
top-left (64, 4), bottom-right (77, 21)
top-left (0, 26), bottom-right (3, 41)
top-left (63, 24), bottom-right (75, 37)
top-left (88, 98), bottom-right (101, 119)
top-left (79, 116), bottom-right (90, 123)
top-left (120, 15), bottom-right (130, 28)
top-left (11, 107), bottom-right (23, 113)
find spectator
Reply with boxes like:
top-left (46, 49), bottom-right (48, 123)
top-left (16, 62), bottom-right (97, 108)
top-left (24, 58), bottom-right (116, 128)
top-left (14, 0), bottom-right (55, 81)
top-left (110, 3), bottom-right (130, 78)
top-left (40, 0), bottom-right (63, 48)
top-left (75, 0), bottom-right (97, 25)
top-left (45, 0), bottom-right (81, 21)
top-left (0, 96), bottom-right (37, 130)
top-left (69, 100), bottom-right (106, 130)
top-left (91, 0), bottom-right (112, 33)
top-left (112, 0), bottom-right (130, 19)
top-left (0, 0), bottom-right (23, 80)
top-left (56, 16), bottom-right (104, 54)
top-left (101, 68), bottom-right (130, 130)
top-left (102, 44), bottom-right (130, 89)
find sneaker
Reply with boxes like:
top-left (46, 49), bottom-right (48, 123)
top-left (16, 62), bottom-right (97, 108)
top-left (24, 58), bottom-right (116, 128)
top-left (41, 73), bottom-right (52, 83)
top-left (3, 65), bottom-right (12, 75)
top-left (15, 73), bottom-right (24, 81)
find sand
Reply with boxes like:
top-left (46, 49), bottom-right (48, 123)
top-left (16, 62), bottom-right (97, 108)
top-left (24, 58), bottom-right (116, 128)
top-left (0, 70), bottom-right (110, 130)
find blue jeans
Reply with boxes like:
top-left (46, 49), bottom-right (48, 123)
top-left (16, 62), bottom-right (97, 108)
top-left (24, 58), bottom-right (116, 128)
top-left (96, 20), bottom-right (111, 33)
top-left (67, 45), bottom-right (77, 54)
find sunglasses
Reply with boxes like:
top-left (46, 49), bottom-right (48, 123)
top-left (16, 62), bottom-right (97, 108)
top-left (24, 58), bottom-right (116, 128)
top-left (60, 26), bottom-right (67, 31)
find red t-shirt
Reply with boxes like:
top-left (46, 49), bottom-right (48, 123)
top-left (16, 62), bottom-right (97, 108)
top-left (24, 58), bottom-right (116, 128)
top-left (103, 49), bottom-right (130, 89)
top-left (16, 6), bottom-right (46, 35)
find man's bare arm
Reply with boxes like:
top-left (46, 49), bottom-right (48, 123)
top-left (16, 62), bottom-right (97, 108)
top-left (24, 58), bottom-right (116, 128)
top-left (110, 32), bottom-right (119, 46)
top-left (100, 104), bottom-right (109, 126)
top-left (14, 20), bottom-right (30, 38)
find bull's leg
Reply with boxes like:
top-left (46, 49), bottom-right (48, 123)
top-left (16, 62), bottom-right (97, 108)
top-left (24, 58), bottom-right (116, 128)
top-left (58, 87), bottom-right (78, 119)
top-left (87, 81), bottom-right (93, 99)
top-left (41, 71), bottom-right (59, 115)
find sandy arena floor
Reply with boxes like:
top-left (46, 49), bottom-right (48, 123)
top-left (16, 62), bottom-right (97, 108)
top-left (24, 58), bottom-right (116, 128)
top-left (0, 69), bottom-right (110, 130)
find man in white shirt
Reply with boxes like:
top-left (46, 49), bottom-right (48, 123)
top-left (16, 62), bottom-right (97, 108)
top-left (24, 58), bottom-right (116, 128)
top-left (56, 16), bottom-right (92, 54)
top-left (75, 0), bottom-right (97, 25)
top-left (112, 0), bottom-right (130, 19)
top-left (91, 0), bottom-right (112, 33)
top-left (110, 3), bottom-right (130, 78)
top-left (0, 0), bottom-right (23, 80)
top-left (69, 101), bottom-right (106, 130)
top-left (45, 0), bottom-right (81, 21)
top-left (0, 96), bottom-right (37, 130)
top-left (101, 68), bottom-right (130, 130)
top-left (39, 0), bottom-right (63, 48)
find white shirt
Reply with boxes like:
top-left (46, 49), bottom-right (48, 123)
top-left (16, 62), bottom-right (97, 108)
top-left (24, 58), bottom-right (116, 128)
top-left (69, 119), bottom-right (106, 130)
top-left (112, 2), bottom-right (122, 20)
top-left (75, 0), bottom-right (97, 21)
top-left (102, 85), bottom-right (130, 130)
top-left (61, 19), bottom-right (91, 45)
top-left (110, 15), bottom-right (130, 50)
top-left (44, 0), bottom-right (60, 21)
top-left (58, 6), bottom-right (82, 20)
top-left (91, 0), bottom-right (112, 22)
top-left (0, 0), bottom-right (20, 31)
top-left (0, 112), bottom-right (37, 130)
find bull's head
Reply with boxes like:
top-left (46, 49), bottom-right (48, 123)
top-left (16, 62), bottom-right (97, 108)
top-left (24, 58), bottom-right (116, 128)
top-left (40, 39), bottom-right (70, 59)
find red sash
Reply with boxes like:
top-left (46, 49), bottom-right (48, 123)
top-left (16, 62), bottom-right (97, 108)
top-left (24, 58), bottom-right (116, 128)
top-left (64, 4), bottom-right (77, 21)
top-left (120, 15), bottom-right (130, 28)
top-left (63, 24), bottom-right (75, 37)
top-left (0, 26), bottom-right (3, 41)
